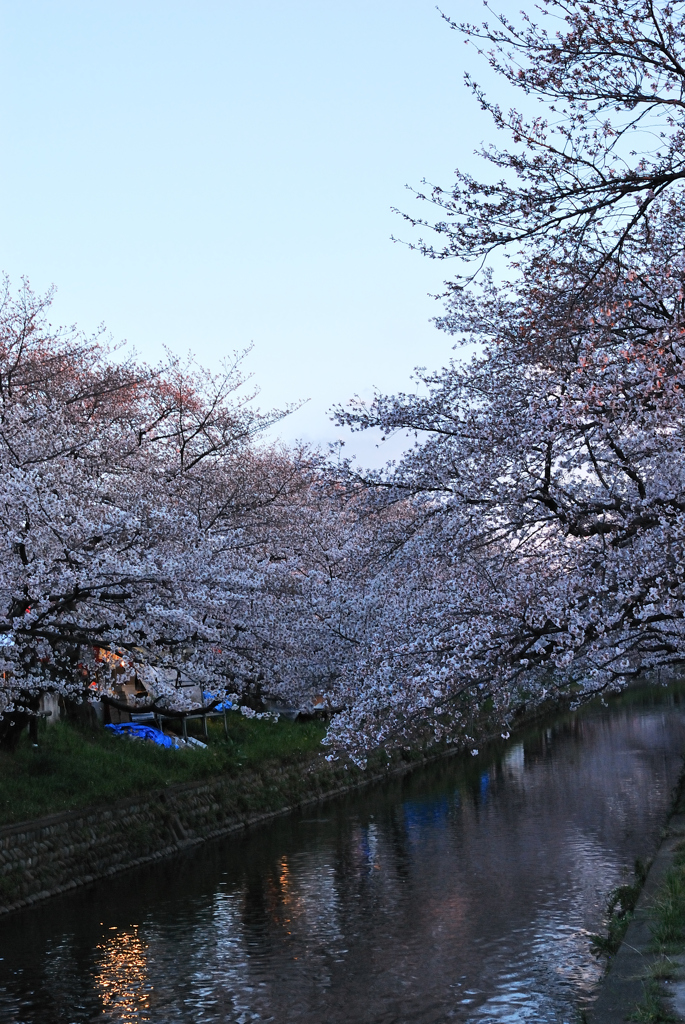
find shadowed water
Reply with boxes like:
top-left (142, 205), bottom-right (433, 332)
top-left (2, 686), bottom-right (685, 1024)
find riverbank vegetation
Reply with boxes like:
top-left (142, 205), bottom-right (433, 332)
top-left (3, 0), bottom-right (685, 769)
top-left (1, 679), bottom-right (667, 829)
top-left (590, 860), bottom-right (649, 960)
top-left (589, 781), bottom-right (685, 1024)
top-left (620, 842), bottom-right (685, 1023)
top-left (0, 717), bottom-right (325, 826)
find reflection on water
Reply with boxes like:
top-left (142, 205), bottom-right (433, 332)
top-left (95, 928), bottom-right (151, 1022)
top-left (1, 686), bottom-right (685, 1024)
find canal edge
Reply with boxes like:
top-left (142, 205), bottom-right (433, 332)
top-left (587, 791), bottom-right (685, 1022)
top-left (0, 689), bottom-right (667, 922)
top-left (0, 743), bottom-right (471, 918)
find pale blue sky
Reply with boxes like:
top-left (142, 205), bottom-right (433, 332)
top-left (0, 1), bottom-right (493, 462)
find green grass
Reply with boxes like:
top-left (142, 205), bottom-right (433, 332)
top-left (590, 860), bottom-right (649, 959)
top-left (0, 715), bottom-right (326, 826)
top-left (650, 855), bottom-right (685, 952)
top-left (629, 980), bottom-right (676, 1024)
top-left (624, 840), bottom-right (685, 1023)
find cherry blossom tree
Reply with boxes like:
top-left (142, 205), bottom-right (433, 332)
top-left (401, 0), bottom-right (685, 280)
top-left (326, 226), bottom-right (685, 760)
top-left (321, 0), bottom-right (685, 763)
top-left (0, 278), bottom-right (305, 745)
top-left (8, 0), bottom-right (685, 766)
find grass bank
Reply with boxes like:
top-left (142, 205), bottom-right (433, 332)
top-left (0, 680), bottom-right (667, 830)
top-left (4, 678), bottom-right (676, 832)
top-left (628, 835), bottom-right (685, 1023)
top-left (0, 716), bottom-right (327, 827)
top-left (590, 860), bottom-right (650, 960)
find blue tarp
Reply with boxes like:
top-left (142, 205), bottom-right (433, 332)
top-left (202, 692), bottom-right (233, 712)
top-left (105, 722), bottom-right (178, 748)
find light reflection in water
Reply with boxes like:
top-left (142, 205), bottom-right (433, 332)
top-left (1, 686), bottom-right (685, 1024)
top-left (94, 927), bottom-right (152, 1022)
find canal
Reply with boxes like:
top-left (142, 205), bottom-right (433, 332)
top-left (1, 684), bottom-right (685, 1023)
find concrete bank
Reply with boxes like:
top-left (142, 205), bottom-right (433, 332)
top-left (0, 749), bottom-right (448, 917)
top-left (587, 797), bottom-right (685, 1022)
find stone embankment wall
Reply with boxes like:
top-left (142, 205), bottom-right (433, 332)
top-left (0, 699), bottom-right (565, 918)
top-left (0, 756), bottom-right (366, 915)
top-left (0, 750), bottom-right (442, 916)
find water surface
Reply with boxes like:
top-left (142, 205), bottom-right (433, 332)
top-left (2, 686), bottom-right (685, 1024)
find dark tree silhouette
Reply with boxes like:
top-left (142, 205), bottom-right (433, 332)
top-left (399, 0), bottom-right (685, 280)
